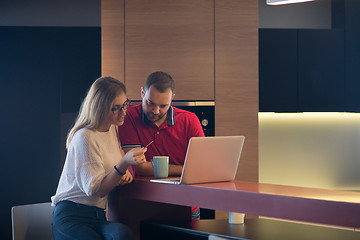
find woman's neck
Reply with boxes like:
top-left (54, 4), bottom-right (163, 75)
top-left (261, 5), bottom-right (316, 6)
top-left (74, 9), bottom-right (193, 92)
top-left (96, 122), bottom-right (111, 132)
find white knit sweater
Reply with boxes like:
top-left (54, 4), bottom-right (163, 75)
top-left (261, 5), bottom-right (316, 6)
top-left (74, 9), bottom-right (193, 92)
top-left (51, 125), bottom-right (122, 209)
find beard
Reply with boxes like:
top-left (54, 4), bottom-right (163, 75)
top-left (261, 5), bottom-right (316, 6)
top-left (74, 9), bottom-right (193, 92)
top-left (146, 111), bottom-right (167, 123)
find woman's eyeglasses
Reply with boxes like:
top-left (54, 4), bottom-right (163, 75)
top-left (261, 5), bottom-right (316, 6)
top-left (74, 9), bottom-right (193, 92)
top-left (111, 98), bottom-right (131, 113)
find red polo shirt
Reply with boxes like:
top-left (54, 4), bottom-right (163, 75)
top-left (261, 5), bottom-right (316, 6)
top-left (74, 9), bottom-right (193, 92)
top-left (118, 104), bottom-right (205, 166)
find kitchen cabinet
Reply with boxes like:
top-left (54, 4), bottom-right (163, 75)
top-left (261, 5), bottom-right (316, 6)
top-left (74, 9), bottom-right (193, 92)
top-left (102, 0), bottom-right (214, 100)
top-left (259, 29), bottom-right (345, 112)
top-left (345, 0), bottom-right (360, 112)
top-left (298, 29), bottom-right (345, 112)
top-left (102, 0), bottom-right (124, 82)
top-left (215, 0), bottom-right (258, 182)
top-left (125, 0), bottom-right (214, 100)
top-left (259, 29), bottom-right (298, 112)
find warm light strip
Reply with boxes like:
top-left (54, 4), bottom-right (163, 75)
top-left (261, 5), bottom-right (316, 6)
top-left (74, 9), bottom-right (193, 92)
top-left (259, 112), bottom-right (360, 115)
top-left (267, 0), bottom-right (315, 5)
top-left (258, 112), bottom-right (360, 120)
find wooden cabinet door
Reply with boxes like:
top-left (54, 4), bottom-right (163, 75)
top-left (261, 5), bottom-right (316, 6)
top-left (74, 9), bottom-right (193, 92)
top-left (102, 0), bottom-right (125, 82)
top-left (215, 0), bottom-right (258, 182)
top-left (125, 0), bottom-right (214, 100)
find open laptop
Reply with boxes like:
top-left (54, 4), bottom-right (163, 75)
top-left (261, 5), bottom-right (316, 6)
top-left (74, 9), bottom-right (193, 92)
top-left (150, 136), bottom-right (245, 185)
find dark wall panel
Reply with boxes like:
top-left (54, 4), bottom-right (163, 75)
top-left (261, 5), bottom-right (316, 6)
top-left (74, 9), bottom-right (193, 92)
top-left (0, 26), bottom-right (100, 240)
top-left (59, 28), bottom-right (101, 112)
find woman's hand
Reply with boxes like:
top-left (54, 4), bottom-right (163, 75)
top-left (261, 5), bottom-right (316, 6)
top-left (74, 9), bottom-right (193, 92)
top-left (122, 147), bottom-right (147, 165)
top-left (117, 170), bottom-right (133, 186)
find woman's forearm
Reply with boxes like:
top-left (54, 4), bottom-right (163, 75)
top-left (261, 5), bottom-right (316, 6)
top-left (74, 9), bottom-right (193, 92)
top-left (94, 161), bottom-right (130, 198)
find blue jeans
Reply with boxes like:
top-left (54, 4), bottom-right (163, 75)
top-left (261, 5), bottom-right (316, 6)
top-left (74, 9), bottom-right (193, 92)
top-left (52, 200), bottom-right (134, 240)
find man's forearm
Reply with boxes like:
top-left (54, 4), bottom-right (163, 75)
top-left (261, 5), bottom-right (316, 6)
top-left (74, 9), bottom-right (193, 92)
top-left (168, 164), bottom-right (183, 176)
top-left (132, 162), bottom-right (183, 177)
top-left (132, 162), bottom-right (155, 176)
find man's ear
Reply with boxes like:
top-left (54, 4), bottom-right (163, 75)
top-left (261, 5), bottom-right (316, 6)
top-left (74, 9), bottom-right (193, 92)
top-left (141, 87), bottom-right (145, 98)
top-left (172, 93), bottom-right (175, 100)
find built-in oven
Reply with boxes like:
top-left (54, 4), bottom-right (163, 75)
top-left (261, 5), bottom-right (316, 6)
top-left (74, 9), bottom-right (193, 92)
top-left (172, 101), bottom-right (215, 137)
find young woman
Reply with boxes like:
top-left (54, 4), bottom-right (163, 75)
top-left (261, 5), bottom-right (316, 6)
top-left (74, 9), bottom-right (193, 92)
top-left (51, 76), bottom-right (146, 240)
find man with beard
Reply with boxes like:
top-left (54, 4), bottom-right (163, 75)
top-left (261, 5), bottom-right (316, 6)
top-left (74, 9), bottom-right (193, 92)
top-left (118, 71), bottom-right (205, 219)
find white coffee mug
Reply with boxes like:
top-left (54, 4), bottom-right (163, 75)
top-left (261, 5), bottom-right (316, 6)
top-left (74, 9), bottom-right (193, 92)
top-left (151, 156), bottom-right (169, 179)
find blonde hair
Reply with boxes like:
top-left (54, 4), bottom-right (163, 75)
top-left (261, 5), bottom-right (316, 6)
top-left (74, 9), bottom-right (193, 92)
top-left (66, 76), bottom-right (126, 148)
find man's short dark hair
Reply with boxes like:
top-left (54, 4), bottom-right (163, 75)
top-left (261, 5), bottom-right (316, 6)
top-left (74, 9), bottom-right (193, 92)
top-left (144, 71), bottom-right (175, 93)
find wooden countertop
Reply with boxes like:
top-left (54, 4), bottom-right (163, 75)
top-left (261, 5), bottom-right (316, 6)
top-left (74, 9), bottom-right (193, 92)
top-left (110, 178), bottom-right (360, 229)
